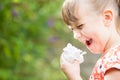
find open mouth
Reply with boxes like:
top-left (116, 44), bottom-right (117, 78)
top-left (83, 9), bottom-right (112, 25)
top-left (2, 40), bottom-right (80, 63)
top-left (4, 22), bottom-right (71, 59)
top-left (86, 39), bottom-right (92, 46)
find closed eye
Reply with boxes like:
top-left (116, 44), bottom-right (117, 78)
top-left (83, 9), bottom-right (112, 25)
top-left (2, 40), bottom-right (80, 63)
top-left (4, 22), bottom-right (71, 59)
top-left (77, 24), bottom-right (84, 29)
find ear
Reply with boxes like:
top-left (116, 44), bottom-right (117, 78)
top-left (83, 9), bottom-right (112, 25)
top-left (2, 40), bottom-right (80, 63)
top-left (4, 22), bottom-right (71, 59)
top-left (103, 10), bottom-right (113, 27)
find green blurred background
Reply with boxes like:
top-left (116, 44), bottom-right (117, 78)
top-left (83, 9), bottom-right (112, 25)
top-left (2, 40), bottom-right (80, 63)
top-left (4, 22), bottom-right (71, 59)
top-left (0, 0), bottom-right (100, 80)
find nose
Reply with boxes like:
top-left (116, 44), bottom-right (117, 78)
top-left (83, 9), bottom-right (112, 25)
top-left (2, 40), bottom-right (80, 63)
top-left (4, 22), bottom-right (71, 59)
top-left (73, 31), bottom-right (81, 40)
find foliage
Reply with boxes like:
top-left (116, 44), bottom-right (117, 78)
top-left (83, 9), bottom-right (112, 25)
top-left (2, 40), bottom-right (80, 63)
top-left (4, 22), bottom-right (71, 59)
top-left (0, 0), bottom-right (81, 80)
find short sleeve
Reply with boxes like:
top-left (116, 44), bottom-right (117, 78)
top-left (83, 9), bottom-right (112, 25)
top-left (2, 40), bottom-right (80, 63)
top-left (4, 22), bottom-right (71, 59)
top-left (102, 51), bottom-right (120, 74)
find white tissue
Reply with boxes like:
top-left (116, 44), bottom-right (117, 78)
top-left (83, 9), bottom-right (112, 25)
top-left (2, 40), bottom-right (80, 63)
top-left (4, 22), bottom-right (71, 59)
top-left (63, 43), bottom-right (87, 64)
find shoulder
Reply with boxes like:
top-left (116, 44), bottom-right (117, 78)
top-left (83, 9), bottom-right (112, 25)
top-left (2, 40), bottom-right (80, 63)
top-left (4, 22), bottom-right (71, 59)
top-left (104, 68), bottom-right (120, 80)
top-left (102, 45), bottom-right (120, 70)
top-left (103, 45), bottom-right (120, 79)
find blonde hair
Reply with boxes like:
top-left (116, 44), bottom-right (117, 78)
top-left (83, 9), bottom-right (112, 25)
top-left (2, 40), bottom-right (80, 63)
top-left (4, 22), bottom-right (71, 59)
top-left (62, 0), bottom-right (120, 34)
top-left (62, 0), bottom-right (79, 25)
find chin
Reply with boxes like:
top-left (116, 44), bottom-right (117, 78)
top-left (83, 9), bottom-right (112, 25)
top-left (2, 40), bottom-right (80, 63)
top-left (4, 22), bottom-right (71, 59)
top-left (89, 49), bottom-right (103, 54)
top-left (87, 42), bottom-right (104, 54)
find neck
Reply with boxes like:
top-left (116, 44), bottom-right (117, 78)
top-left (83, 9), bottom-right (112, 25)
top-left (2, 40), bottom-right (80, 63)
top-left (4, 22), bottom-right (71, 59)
top-left (103, 32), bottom-right (120, 54)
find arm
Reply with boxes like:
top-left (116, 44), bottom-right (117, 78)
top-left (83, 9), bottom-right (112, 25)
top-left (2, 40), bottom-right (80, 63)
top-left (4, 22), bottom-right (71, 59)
top-left (60, 53), bottom-right (83, 80)
top-left (104, 68), bottom-right (120, 80)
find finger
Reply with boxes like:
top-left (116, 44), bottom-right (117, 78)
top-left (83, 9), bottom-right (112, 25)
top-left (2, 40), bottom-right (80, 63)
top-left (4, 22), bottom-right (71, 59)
top-left (60, 53), bottom-right (79, 64)
top-left (60, 53), bottom-right (67, 64)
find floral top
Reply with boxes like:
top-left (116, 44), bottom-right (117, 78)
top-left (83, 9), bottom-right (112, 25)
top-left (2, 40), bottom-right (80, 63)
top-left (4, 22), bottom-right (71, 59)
top-left (89, 45), bottom-right (120, 80)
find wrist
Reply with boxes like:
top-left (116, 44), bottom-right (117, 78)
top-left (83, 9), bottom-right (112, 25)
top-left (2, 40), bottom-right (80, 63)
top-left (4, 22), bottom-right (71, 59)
top-left (68, 76), bottom-right (83, 80)
top-left (75, 76), bottom-right (82, 80)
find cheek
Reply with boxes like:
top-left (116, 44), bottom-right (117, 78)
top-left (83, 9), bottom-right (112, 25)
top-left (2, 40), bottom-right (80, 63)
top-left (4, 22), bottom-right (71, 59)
top-left (99, 31), bottom-right (110, 45)
top-left (81, 28), bottom-right (96, 38)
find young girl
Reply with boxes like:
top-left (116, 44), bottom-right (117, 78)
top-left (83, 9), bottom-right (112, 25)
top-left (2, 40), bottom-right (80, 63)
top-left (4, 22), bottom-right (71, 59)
top-left (60, 0), bottom-right (120, 80)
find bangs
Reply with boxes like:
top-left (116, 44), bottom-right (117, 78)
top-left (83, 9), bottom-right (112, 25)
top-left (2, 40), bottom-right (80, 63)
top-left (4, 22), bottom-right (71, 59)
top-left (62, 0), bottom-right (78, 25)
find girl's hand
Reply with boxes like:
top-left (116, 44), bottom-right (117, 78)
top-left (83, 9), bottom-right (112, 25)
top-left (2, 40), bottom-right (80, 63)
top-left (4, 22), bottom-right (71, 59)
top-left (60, 53), bottom-right (82, 80)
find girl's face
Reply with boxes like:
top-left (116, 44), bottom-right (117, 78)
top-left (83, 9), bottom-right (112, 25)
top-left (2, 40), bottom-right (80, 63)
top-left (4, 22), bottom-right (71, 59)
top-left (69, 3), bottom-right (111, 54)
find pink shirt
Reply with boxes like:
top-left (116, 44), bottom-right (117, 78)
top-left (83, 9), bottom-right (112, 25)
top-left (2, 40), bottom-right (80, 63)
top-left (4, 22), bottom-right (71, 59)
top-left (89, 45), bottom-right (120, 80)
